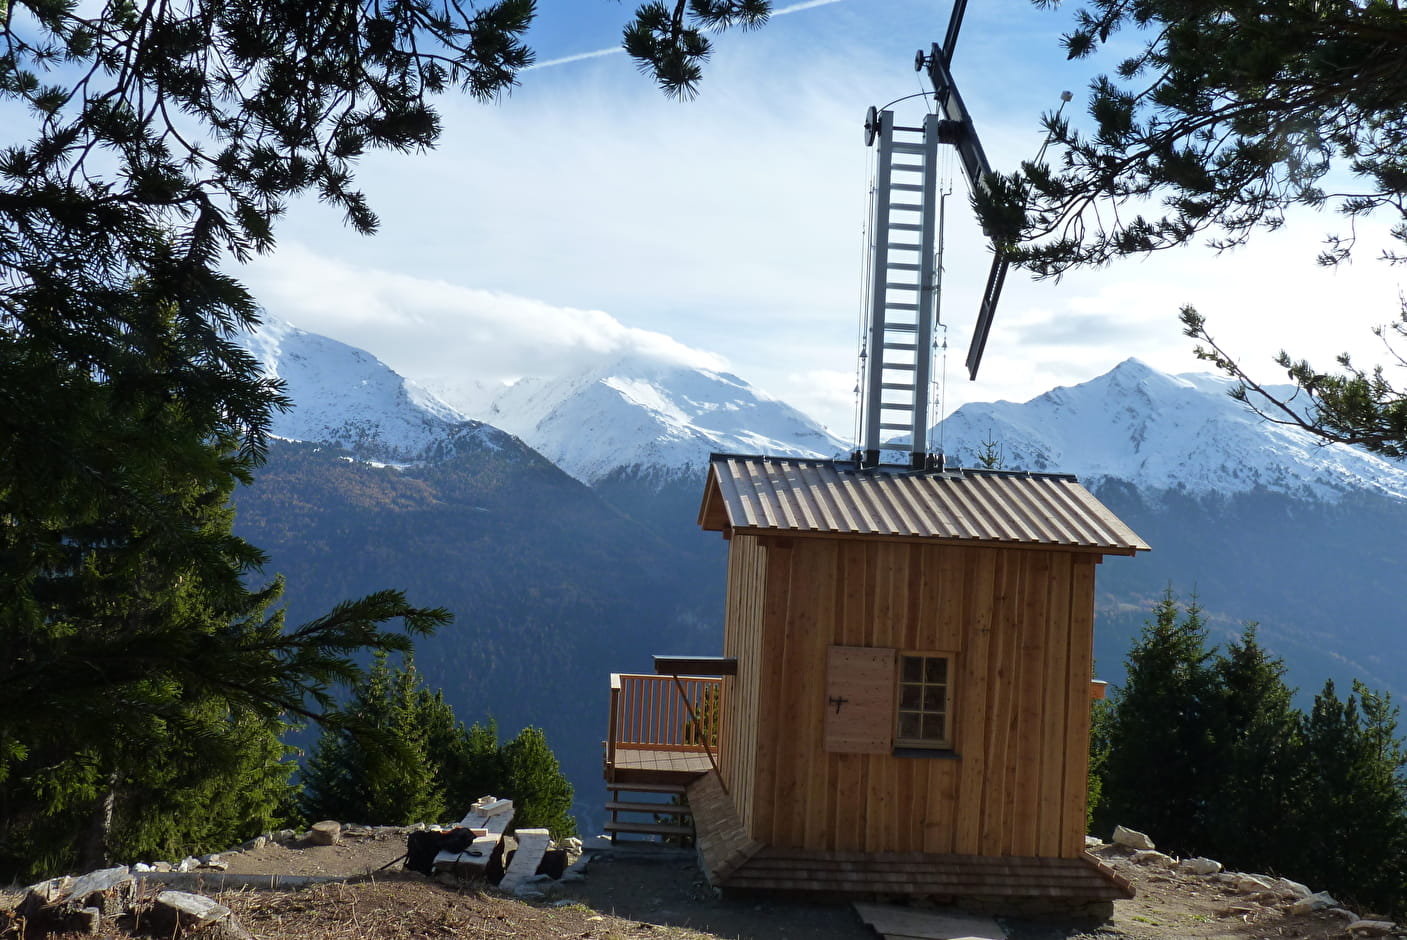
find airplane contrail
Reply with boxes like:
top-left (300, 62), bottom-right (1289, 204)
top-left (525, 0), bottom-right (851, 72)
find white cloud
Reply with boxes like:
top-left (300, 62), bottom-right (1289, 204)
top-left (240, 243), bottom-right (728, 398)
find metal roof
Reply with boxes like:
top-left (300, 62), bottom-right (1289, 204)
top-left (699, 454), bottom-right (1150, 555)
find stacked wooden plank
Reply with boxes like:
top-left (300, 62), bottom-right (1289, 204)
top-left (433, 797), bottom-right (514, 876)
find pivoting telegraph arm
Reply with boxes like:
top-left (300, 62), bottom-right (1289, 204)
top-left (914, 2), bottom-right (1012, 381)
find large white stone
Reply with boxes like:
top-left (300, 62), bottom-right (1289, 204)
top-left (1235, 874), bottom-right (1274, 894)
top-left (1112, 825), bottom-right (1155, 850)
top-left (1131, 850), bottom-right (1176, 869)
top-left (1347, 920), bottom-right (1398, 936)
top-left (1291, 891), bottom-right (1339, 915)
top-left (1180, 857), bottom-right (1222, 875)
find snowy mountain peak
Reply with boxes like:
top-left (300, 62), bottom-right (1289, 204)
top-left (938, 358), bottom-right (1407, 501)
top-left (237, 315), bottom-right (511, 462)
top-left (488, 352), bottom-right (847, 485)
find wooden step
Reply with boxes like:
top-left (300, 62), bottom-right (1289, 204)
top-left (603, 821), bottom-right (694, 838)
top-left (606, 801), bottom-right (693, 817)
top-left (607, 782), bottom-right (688, 795)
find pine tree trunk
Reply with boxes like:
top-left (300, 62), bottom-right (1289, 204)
top-left (78, 772), bottom-right (119, 872)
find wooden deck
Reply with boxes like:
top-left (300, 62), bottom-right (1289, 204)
top-left (613, 747), bottom-right (712, 776)
top-left (604, 674), bottom-right (720, 788)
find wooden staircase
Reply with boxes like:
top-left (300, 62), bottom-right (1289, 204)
top-left (602, 674), bottom-right (719, 843)
top-left (603, 782), bottom-right (695, 843)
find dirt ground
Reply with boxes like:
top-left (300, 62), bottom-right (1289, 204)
top-left (3, 827), bottom-right (1398, 940)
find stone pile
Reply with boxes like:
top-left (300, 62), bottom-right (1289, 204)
top-left (1098, 826), bottom-right (1403, 938)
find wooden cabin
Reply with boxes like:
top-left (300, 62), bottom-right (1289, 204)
top-left (604, 453), bottom-right (1148, 914)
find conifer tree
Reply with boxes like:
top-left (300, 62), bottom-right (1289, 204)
top-left (1201, 625), bottom-right (1301, 872)
top-left (301, 653), bottom-right (450, 826)
top-left (300, 660), bottom-right (576, 836)
top-left (1293, 680), bottom-right (1407, 915)
top-left (1095, 587), bottom-right (1215, 850)
top-left (0, 304), bottom-right (448, 879)
top-left (501, 727), bottom-right (576, 838)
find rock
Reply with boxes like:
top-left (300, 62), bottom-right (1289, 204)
top-left (152, 861), bottom-right (173, 872)
top-left (201, 858), bottom-right (230, 871)
top-left (1130, 850), bottom-right (1176, 868)
top-left (1347, 920), bottom-right (1398, 937)
top-left (1180, 857), bottom-right (1222, 875)
top-left (134, 863), bottom-right (154, 873)
top-left (1084, 835), bottom-right (1102, 849)
top-left (153, 890), bottom-right (253, 940)
top-left (1291, 891), bottom-right (1338, 915)
top-left (1112, 825), bottom-right (1155, 850)
top-left (177, 856), bottom-right (200, 873)
top-left (309, 820), bottom-right (342, 846)
top-left (1328, 908), bottom-right (1361, 922)
top-left (513, 886), bottom-right (547, 901)
top-left (560, 871), bottom-right (586, 884)
top-left (1235, 874), bottom-right (1274, 894)
top-left (273, 828), bottom-right (297, 843)
top-left (1273, 877), bottom-right (1311, 898)
top-left (551, 899), bottom-right (577, 908)
top-left (242, 836), bottom-right (267, 851)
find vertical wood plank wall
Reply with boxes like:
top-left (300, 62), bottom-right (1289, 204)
top-left (719, 534), bottom-right (767, 833)
top-left (725, 536), bottom-right (1100, 860)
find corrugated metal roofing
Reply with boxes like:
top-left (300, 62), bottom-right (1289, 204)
top-left (700, 454), bottom-right (1150, 555)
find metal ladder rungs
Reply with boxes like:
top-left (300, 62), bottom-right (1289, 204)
top-left (892, 183), bottom-right (924, 192)
top-left (886, 262), bottom-right (921, 272)
top-left (886, 242), bottom-right (922, 252)
top-left (883, 342), bottom-right (917, 350)
top-left (883, 363), bottom-right (917, 372)
top-left (892, 141), bottom-right (929, 154)
top-left (889, 222), bottom-right (922, 232)
top-left (892, 162), bottom-right (925, 172)
top-left (884, 302), bottom-right (919, 311)
top-left (880, 423), bottom-right (914, 431)
top-left (885, 282), bottom-right (918, 290)
top-left (881, 382), bottom-right (916, 390)
top-left (891, 203), bottom-right (924, 212)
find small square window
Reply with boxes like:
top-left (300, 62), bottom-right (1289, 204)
top-left (895, 652), bottom-right (953, 749)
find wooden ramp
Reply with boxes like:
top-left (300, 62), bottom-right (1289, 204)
top-left (854, 903), bottom-right (1005, 940)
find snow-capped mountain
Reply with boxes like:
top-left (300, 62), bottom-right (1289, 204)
top-left (937, 358), bottom-right (1407, 502)
top-left (237, 316), bottom-right (511, 462)
top-left (486, 352), bottom-right (848, 485)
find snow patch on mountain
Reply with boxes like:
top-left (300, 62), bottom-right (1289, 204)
top-left (487, 352), bottom-right (847, 484)
top-left (238, 315), bottom-right (512, 462)
top-left (937, 358), bottom-right (1407, 501)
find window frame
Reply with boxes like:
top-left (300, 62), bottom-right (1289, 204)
top-left (893, 651), bottom-right (956, 750)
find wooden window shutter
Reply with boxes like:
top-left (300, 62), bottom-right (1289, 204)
top-left (824, 646), bottom-right (897, 754)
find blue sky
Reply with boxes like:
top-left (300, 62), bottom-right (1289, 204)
top-left (236, 0), bottom-right (1407, 438)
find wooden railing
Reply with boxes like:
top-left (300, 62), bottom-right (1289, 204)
top-left (606, 674), bottom-right (722, 769)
